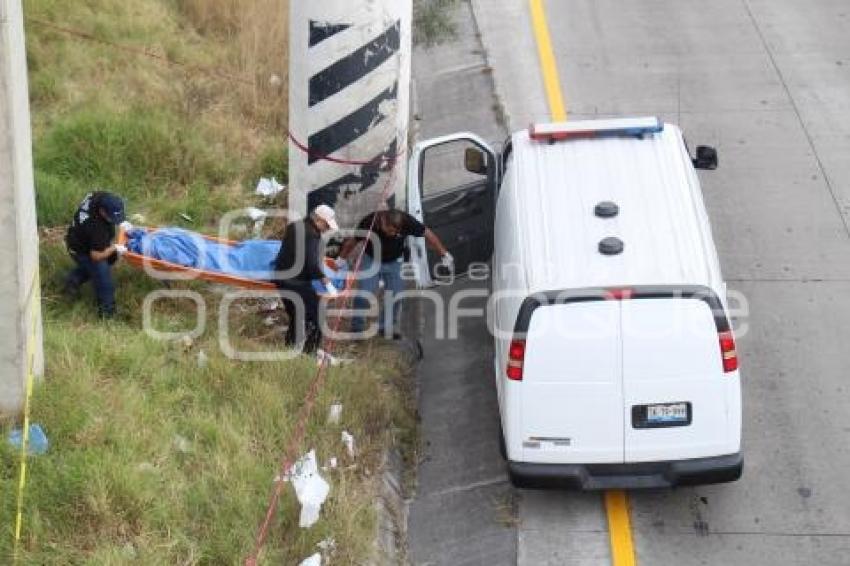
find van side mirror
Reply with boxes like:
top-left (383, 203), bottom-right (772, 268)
top-left (693, 146), bottom-right (718, 170)
top-left (464, 147), bottom-right (488, 175)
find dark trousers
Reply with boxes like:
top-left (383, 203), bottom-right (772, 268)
top-left (65, 252), bottom-right (116, 317)
top-left (276, 280), bottom-right (322, 354)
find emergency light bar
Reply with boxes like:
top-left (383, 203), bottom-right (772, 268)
top-left (529, 117), bottom-right (664, 142)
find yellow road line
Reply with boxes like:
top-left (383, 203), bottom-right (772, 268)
top-left (605, 490), bottom-right (637, 566)
top-left (528, 2), bottom-right (636, 565)
top-left (528, 0), bottom-right (568, 121)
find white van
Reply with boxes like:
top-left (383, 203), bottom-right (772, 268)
top-left (407, 117), bottom-right (742, 489)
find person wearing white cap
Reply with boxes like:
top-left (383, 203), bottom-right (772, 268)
top-left (273, 205), bottom-right (340, 356)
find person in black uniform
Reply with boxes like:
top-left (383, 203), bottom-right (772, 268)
top-left (63, 191), bottom-right (129, 318)
top-left (273, 205), bottom-right (340, 356)
top-left (339, 209), bottom-right (453, 338)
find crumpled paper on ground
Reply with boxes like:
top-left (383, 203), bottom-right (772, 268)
top-left (255, 177), bottom-right (285, 198)
top-left (299, 553), bottom-right (321, 566)
top-left (290, 450), bottom-right (330, 528)
top-left (341, 431), bottom-right (355, 459)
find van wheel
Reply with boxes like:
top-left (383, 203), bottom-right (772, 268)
top-left (508, 469), bottom-right (525, 489)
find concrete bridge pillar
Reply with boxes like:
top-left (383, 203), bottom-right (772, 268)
top-left (0, 0), bottom-right (44, 416)
top-left (288, 0), bottom-right (413, 226)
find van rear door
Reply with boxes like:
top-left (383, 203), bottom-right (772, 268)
top-left (622, 298), bottom-right (730, 462)
top-left (520, 301), bottom-right (624, 464)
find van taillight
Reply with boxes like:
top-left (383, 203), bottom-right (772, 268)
top-left (507, 339), bottom-right (526, 381)
top-left (719, 331), bottom-right (738, 373)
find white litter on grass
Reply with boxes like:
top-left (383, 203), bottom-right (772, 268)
top-left (245, 207), bottom-right (269, 237)
top-left (256, 177), bottom-right (285, 198)
top-left (245, 207), bottom-right (267, 221)
top-left (321, 457), bottom-right (338, 472)
top-left (173, 434), bottom-right (192, 454)
top-left (299, 553), bottom-right (321, 566)
top-left (316, 538), bottom-right (336, 552)
top-left (327, 403), bottom-right (343, 425)
top-left (290, 450), bottom-right (330, 528)
top-left (341, 431), bottom-right (355, 459)
top-left (197, 350), bottom-right (208, 368)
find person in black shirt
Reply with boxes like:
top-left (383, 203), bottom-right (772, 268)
top-left (63, 191), bottom-right (129, 318)
top-left (339, 209), bottom-right (453, 337)
top-left (273, 205), bottom-right (339, 356)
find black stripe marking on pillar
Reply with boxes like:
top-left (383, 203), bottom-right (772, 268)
top-left (309, 21), bottom-right (400, 107)
top-left (308, 83), bottom-right (398, 165)
top-left (308, 139), bottom-right (399, 210)
top-left (309, 20), bottom-right (351, 47)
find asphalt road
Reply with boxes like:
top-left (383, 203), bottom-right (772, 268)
top-left (410, 1), bottom-right (850, 565)
top-left (407, 3), bottom-right (515, 564)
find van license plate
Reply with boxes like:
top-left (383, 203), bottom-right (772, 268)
top-left (647, 403), bottom-right (688, 423)
top-left (632, 402), bottom-right (692, 428)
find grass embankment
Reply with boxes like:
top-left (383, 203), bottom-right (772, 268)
top-left (1, 1), bottom-right (416, 562)
top-left (413, 0), bottom-right (459, 46)
top-left (26, 0), bottom-right (289, 227)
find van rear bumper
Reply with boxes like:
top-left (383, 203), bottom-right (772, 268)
top-left (508, 453), bottom-right (743, 490)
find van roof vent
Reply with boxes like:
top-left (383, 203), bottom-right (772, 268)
top-left (599, 237), bottom-right (625, 256)
top-left (595, 201), bottom-right (619, 218)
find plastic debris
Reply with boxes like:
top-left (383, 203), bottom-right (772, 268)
top-left (256, 177), bottom-right (285, 199)
top-left (245, 207), bottom-right (268, 222)
top-left (290, 450), bottom-right (330, 528)
top-left (8, 424), bottom-right (48, 455)
top-left (321, 457), bottom-right (338, 472)
top-left (245, 207), bottom-right (269, 237)
top-left (327, 403), bottom-right (343, 425)
top-left (299, 553), bottom-right (321, 566)
top-left (341, 431), bottom-right (355, 459)
top-left (173, 434), bottom-right (192, 454)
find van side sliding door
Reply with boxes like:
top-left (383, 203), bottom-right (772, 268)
top-left (407, 133), bottom-right (498, 287)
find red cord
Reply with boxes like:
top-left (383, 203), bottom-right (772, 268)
top-left (244, 163), bottom-right (399, 566)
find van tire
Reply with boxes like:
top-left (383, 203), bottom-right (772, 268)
top-left (508, 468), bottom-right (530, 489)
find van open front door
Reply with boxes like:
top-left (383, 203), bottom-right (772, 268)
top-left (407, 133), bottom-right (498, 286)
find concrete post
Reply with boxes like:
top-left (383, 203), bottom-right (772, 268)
top-left (0, 0), bottom-right (44, 417)
top-left (288, 0), bottom-right (413, 226)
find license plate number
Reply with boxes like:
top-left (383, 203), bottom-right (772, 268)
top-left (647, 403), bottom-right (689, 423)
